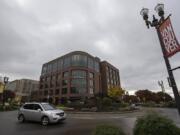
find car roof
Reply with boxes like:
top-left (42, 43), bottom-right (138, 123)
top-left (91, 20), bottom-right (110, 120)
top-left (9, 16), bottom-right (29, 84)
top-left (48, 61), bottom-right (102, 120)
top-left (24, 102), bottom-right (49, 105)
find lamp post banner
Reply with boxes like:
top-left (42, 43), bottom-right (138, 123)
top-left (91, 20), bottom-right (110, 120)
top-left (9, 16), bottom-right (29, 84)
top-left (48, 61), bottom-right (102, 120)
top-left (158, 17), bottom-right (180, 57)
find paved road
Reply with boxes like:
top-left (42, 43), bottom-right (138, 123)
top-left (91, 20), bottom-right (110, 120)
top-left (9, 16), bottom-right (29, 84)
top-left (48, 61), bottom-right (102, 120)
top-left (0, 108), bottom-right (179, 135)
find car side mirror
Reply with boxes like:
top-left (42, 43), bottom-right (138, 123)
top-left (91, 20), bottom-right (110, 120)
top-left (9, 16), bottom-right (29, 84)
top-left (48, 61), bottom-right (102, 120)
top-left (37, 109), bottom-right (41, 112)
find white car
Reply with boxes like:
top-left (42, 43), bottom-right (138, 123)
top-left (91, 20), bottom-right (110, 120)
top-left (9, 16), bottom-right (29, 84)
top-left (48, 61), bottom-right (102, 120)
top-left (18, 102), bottom-right (66, 126)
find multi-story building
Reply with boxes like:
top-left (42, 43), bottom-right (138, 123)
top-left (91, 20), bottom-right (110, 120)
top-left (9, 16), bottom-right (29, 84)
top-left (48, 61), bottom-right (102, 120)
top-left (39, 51), bottom-right (121, 104)
top-left (6, 79), bottom-right (39, 102)
top-left (100, 61), bottom-right (121, 96)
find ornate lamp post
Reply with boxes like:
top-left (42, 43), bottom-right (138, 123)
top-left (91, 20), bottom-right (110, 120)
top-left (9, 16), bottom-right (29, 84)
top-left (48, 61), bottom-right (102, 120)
top-left (3, 76), bottom-right (9, 106)
top-left (140, 4), bottom-right (180, 114)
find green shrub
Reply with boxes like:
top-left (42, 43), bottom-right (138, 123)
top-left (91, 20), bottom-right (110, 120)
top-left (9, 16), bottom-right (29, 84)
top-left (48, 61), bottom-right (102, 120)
top-left (164, 101), bottom-right (177, 108)
top-left (142, 101), bottom-right (156, 107)
top-left (66, 101), bottom-right (84, 110)
top-left (134, 113), bottom-right (180, 135)
top-left (93, 124), bottom-right (126, 135)
top-left (102, 97), bottom-right (112, 107)
top-left (119, 103), bottom-right (129, 108)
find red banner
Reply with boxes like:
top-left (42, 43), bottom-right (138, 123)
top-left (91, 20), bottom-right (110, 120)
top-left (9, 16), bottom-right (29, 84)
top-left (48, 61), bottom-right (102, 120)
top-left (158, 17), bottom-right (180, 57)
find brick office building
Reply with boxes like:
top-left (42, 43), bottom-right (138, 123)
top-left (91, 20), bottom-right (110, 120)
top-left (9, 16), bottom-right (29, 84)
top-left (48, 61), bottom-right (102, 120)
top-left (39, 51), bottom-right (121, 104)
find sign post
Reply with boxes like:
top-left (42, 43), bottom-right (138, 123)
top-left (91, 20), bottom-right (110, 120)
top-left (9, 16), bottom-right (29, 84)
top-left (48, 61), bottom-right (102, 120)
top-left (156, 16), bottom-right (180, 114)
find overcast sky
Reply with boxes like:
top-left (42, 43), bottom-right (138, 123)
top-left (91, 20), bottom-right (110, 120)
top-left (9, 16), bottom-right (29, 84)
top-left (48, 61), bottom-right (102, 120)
top-left (0, 0), bottom-right (180, 95)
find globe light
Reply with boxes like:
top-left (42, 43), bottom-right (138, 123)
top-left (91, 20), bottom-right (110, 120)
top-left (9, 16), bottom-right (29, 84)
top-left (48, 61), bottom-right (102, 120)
top-left (140, 8), bottom-right (149, 20)
top-left (155, 3), bottom-right (164, 17)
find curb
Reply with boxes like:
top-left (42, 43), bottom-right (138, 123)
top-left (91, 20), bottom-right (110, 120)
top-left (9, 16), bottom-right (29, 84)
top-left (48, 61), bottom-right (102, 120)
top-left (66, 109), bottom-right (141, 114)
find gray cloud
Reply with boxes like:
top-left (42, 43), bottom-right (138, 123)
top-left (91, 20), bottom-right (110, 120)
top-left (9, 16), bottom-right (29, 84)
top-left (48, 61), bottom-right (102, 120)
top-left (0, 0), bottom-right (180, 95)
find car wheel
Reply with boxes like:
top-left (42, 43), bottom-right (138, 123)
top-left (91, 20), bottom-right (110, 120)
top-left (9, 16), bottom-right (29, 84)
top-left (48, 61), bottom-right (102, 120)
top-left (18, 114), bottom-right (25, 123)
top-left (41, 116), bottom-right (49, 126)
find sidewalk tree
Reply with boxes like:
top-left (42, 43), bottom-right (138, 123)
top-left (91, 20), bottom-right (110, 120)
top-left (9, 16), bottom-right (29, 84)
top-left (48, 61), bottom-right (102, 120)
top-left (108, 87), bottom-right (125, 100)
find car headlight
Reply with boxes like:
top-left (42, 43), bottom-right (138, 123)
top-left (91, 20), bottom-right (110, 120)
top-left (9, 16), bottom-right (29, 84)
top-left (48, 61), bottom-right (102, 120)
top-left (51, 113), bottom-right (58, 118)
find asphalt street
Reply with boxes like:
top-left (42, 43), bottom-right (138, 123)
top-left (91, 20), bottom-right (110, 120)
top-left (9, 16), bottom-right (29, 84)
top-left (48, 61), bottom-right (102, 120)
top-left (0, 108), bottom-right (179, 135)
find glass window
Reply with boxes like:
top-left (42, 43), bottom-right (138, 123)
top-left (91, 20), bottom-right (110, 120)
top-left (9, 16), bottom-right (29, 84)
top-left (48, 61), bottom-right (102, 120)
top-left (47, 63), bottom-right (52, 73)
top-left (34, 104), bottom-right (42, 111)
top-left (52, 61), bottom-right (58, 72)
top-left (58, 59), bottom-right (63, 70)
top-left (41, 104), bottom-right (56, 111)
top-left (78, 87), bottom-right (87, 94)
top-left (70, 87), bottom-right (79, 94)
top-left (62, 88), bottom-right (67, 94)
top-left (63, 56), bottom-right (71, 68)
top-left (23, 104), bottom-right (34, 110)
top-left (56, 74), bottom-right (61, 86)
top-left (63, 72), bottom-right (69, 78)
top-left (72, 70), bottom-right (86, 78)
top-left (89, 80), bottom-right (94, 87)
top-left (44, 90), bottom-right (48, 96)
top-left (89, 72), bottom-right (94, 78)
top-left (71, 79), bottom-right (87, 87)
top-left (88, 57), bottom-right (94, 69)
top-left (94, 61), bottom-right (99, 72)
top-left (47, 77), bottom-right (50, 82)
top-left (42, 65), bottom-right (47, 75)
top-left (62, 80), bottom-right (68, 86)
top-left (89, 88), bottom-right (94, 94)
top-left (72, 55), bottom-right (87, 67)
top-left (55, 89), bottom-right (59, 94)
top-left (49, 90), bottom-right (53, 95)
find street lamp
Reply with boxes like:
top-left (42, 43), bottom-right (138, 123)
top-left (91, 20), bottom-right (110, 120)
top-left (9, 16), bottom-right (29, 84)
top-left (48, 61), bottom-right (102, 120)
top-left (140, 4), bottom-right (180, 115)
top-left (3, 76), bottom-right (9, 106)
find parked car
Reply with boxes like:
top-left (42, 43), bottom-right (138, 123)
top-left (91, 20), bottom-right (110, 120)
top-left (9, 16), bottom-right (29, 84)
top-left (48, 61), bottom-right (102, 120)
top-left (18, 102), bottom-right (66, 125)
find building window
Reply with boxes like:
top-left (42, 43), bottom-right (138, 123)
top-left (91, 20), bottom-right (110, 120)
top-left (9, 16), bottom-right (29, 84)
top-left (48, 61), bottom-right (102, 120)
top-left (51, 76), bottom-right (56, 87)
top-left (62, 80), bottom-right (68, 86)
top-left (56, 74), bottom-right (61, 86)
top-left (63, 56), bottom-right (71, 68)
top-left (88, 57), bottom-right (94, 69)
top-left (63, 71), bottom-right (69, 78)
top-left (47, 63), bottom-right (52, 73)
top-left (62, 88), bottom-right (67, 94)
top-left (94, 61), bottom-right (99, 72)
top-left (89, 72), bottom-right (94, 78)
top-left (58, 59), bottom-right (63, 70)
top-left (42, 65), bottom-right (47, 75)
top-left (44, 90), bottom-right (48, 96)
top-left (72, 70), bottom-right (86, 78)
top-left (71, 79), bottom-right (87, 87)
top-left (89, 80), bottom-right (94, 87)
top-left (89, 88), bottom-right (94, 94)
top-left (72, 55), bottom-right (87, 67)
top-left (55, 89), bottom-right (59, 94)
top-left (70, 87), bottom-right (79, 94)
top-left (52, 61), bottom-right (58, 72)
top-left (49, 90), bottom-right (53, 95)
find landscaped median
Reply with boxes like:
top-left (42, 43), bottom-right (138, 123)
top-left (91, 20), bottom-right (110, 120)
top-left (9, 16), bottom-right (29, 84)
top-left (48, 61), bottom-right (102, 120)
top-left (56, 96), bottom-right (140, 113)
top-left (92, 113), bottom-right (180, 135)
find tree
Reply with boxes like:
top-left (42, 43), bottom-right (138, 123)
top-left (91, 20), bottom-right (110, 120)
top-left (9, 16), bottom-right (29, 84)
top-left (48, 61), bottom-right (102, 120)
top-left (135, 89), bottom-right (154, 102)
top-left (123, 95), bottom-right (139, 103)
top-left (156, 92), bottom-right (172, 102)
top-left (108, 87), bottom-right (124, 100)
top-left (3, 90), bottom-right (15, 102)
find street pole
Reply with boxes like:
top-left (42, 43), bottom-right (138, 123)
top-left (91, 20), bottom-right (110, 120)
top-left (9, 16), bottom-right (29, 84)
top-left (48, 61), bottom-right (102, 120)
top-left (156, 27), bottom-right (180, 114)
top-left (140, 4), bottom-right (180, 115)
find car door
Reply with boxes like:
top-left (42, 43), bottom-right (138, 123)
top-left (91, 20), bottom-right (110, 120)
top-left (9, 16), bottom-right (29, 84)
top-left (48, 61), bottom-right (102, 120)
top-left (32, 104), bottom-right (43, 122)
top-left (22, 104), bottom-right (34, 120)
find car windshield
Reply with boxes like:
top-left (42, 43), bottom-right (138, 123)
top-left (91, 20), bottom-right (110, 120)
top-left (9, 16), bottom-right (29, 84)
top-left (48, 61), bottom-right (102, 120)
top-left (41, 104), bottom-right (56, 110)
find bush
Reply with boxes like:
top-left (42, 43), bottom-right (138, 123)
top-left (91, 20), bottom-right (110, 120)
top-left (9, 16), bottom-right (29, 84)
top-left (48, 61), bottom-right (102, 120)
top-left (164, 101), bottom-right (177, 108)
top-left (102, 97), bottom-right (112, 107)
top-left (133, 113), bottom-right (180, 135)
top-left (142, 101), bottom-right (156, 107)
top-left (66, 101), bottom-right (84, 110)
top-left (93, 124), bottom-right (126, 135)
